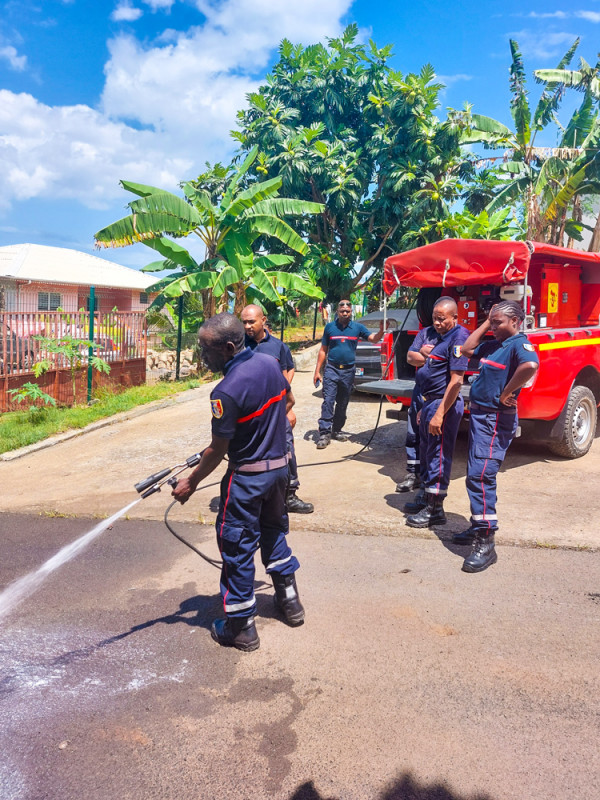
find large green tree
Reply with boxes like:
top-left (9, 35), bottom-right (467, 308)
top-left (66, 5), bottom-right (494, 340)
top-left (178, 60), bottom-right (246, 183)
top-left (95, 147), bottom-right (324, 316)
top-left (232, 25), bottom-right (470, 301)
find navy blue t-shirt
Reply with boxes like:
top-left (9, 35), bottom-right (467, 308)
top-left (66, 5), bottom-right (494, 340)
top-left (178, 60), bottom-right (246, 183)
top-left (409, 326), bottom-right (442, 390)
top-left (210, 349), bottom-right (290, 464)
top-left (245, 330), bottom-right (294, 372)
top-left (470, 332), bottom-right (539, 409)
top-left (417, 324), bottom-right (469, 396)
top-left (322, 318), bottom-right (371, 366)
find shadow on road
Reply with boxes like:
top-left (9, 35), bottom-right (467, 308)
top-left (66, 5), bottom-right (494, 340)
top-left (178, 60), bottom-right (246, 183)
top-left (48, 579), bottom-right (275, 671)
top-left (288, 772), bottom-right (494, 799)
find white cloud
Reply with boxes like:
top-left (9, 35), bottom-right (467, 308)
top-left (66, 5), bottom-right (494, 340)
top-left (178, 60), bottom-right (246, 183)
top-left (142, 0), bottom-right (175, 10)
top-left (508, 30), bottom-right (578, 60)
top-left (111, 3), bottom-right (144, 22)
top-left (0, 45), bottom-right (27, 71)
top-left (527, 11), bottom-right (568, 18)
top-left (0, 90), bottom-right (190, 212)
top-left (437, 73), bottom-right (473, 87)
top-left (576, 10), bottom-right (600, 22)
top-left (0, 0), bottom-right (353, 213)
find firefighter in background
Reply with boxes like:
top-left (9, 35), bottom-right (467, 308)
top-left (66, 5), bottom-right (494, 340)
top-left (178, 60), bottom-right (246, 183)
top-left (172, 313), bottom-right (304, 652)
top-left (456, 300), bottom-right (539, 573)
top-left (241, 304), bottom-right (314, 514)
top-left (395, 325), bottom-right (441, 493)
top-left (313, 299), bottom-right (384, 449)
top-left (405, 297), bottom-right (469, 528)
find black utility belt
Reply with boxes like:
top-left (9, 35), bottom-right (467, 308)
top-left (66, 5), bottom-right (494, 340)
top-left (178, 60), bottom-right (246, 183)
top-left (328, 362), bottom-right (354, 369)
top-left (470, 403), bottom-right (517, 415)
top-left (421, 393), bottom-right (445, 402)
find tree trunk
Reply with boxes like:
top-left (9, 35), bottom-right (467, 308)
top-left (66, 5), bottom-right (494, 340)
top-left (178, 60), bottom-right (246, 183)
top-left (589, 208), bottom-right (600, 252)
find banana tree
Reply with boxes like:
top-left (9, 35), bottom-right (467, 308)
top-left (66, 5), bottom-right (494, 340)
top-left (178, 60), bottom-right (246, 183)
top-left (459, 38), bottom-right (583, 238)
top-left (94, 146), bottom-right (324, 316)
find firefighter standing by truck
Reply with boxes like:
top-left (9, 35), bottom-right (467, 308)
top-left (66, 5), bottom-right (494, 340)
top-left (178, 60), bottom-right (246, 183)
top-left (456, 300), bottom-right (539, 573)
top-left (396, 325), bottom-right (442, 493)
top-left (404, 297), bottom-right (469, 528)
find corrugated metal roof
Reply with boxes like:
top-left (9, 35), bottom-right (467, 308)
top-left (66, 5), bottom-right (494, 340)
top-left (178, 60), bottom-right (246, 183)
top-left (0, 244), bottom-right (156, 290)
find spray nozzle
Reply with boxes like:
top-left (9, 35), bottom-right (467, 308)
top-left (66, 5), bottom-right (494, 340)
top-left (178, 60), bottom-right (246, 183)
top-left (135, 468), bottom-right (173, 494)
top-left (134, 451), bottom-right (205, 499)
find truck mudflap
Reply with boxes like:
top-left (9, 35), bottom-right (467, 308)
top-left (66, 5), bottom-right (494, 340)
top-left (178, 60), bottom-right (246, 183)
top-left (355, 378), bottom-right (472, 401)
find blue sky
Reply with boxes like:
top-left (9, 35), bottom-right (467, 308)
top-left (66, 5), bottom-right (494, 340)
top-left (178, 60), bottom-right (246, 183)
top-left (1, 0), bottom-right (599, 270)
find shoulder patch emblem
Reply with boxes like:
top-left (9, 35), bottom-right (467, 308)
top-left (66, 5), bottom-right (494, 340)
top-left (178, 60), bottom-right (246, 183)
top-left (523, 343), bottom-right (535, 352)
top-left (211, 398), bottom-right (224, 419)
top-left (453, 345), bottom-right (463, 358)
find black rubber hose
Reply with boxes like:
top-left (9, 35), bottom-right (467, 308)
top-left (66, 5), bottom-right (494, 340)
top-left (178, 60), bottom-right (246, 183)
top-left (164, 499), bottom-right (222, 568)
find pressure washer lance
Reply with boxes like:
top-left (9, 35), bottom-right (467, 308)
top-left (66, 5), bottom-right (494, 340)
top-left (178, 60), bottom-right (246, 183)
top-left (134, 452), bottom-right (223, 569)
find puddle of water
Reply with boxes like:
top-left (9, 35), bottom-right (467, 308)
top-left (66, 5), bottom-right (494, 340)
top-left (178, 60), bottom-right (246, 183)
top-left (0, 499), bottom-right (141, 622)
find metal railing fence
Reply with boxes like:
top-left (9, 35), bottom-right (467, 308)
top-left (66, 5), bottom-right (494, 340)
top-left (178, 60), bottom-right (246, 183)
top-left (1, 310), bottom-right (147, 411)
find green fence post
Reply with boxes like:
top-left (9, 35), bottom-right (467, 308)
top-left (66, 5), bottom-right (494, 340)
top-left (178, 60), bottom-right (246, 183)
top-left (87, 286), bottom-right (95, 404)
top-left (175, 294), bottom-right (183, 381)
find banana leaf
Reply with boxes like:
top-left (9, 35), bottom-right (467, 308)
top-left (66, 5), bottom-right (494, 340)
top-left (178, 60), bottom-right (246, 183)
top-left (247, 198), bottom-right (324, 217)
top-left (95, 212), bottom-right (195, 247)
top-left (266, 271), bottom-right (324, 299)
top-left (120, 180), bottom-right (166, 198)
top-left (223, 177), bottom-right (283, 218)
top-left (142, 237), bottom-right (198, 268)
top-left (249, 215), bottom-right (309, 254)
top-left (212, 265), bottom-right (243, 297)
top-left (128, 192), bottom-right (202, 227)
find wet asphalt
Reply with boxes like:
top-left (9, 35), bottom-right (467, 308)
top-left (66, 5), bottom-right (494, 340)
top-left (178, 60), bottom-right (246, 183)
top-left (1, 511), bottom-right (599, 800)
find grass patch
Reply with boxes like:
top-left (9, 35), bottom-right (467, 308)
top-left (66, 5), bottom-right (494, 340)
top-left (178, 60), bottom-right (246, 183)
top-left (0, 378), bottom-right (203, 454)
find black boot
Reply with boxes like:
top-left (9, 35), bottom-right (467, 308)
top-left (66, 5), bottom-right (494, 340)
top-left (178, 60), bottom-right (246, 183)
top-left (452, 527), bottom-right (477, 545)
top-left (406, 495), bottom-right (447, 528)
top-left (403, 489), bottom-right (426, 513)
top-left (396, 473), bottom-right (422, 493)
top-left (211, 616), bottom-right (260, 651)
top-left (316, 433), bottom-right (331, 450)
top-left (272, 573), bottom-right (305, 626)
top-left (462, 534), bottom-right (497, 573)
top-left (286, 490), bottom-right (314, 514)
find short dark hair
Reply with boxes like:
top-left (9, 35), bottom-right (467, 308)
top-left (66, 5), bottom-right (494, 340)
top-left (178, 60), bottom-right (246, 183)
top-left (493, 300), bottom-right (526, 323)
top-left (200, 313), bottom-right (245, 351)
top-left (433, 296), bottom-right (457, 313)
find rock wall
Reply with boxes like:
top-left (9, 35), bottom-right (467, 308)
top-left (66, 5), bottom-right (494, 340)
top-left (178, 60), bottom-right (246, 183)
top-left (146, 348), bottom-right (199, 381)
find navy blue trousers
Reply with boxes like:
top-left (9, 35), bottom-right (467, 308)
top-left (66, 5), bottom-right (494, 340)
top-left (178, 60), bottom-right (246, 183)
top-left (466, 409), bottom-right (518, 534)
top-left (418, 396), bottom-right (464, 497)
top-left (216, 466), bottom-right (299, 619)
top-left (318, 363), bottom-right (355, 434)
top-left (405, 387), bottom-right (423, 474)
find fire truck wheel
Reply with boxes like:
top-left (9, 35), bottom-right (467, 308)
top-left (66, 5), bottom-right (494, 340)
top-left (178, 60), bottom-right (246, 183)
top-left (548, 385), bottom-right (597, 459)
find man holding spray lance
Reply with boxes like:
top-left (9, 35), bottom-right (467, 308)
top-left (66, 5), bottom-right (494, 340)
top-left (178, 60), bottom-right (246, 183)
top-left (171, 313), bottom-right (304, 652)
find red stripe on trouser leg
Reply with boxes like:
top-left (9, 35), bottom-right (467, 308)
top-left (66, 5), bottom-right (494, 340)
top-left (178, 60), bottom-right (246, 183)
top-left (219, 470), bottom-right (234, 614)
top-left (480, 413), bottom-right (500, 534)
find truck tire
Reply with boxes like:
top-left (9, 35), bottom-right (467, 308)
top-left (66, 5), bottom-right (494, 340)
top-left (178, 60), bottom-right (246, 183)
top-left (548, 385), bottom-right (597, 458)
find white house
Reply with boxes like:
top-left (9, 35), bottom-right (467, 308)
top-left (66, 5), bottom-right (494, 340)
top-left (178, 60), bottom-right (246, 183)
top-left (0, 243), bottom-right (157, 313)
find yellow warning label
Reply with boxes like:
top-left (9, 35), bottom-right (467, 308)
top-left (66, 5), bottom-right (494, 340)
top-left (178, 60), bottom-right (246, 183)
top-left (547, 282), bottom-right (559, 313)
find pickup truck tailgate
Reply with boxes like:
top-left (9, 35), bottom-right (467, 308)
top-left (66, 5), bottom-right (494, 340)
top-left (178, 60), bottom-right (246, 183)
top-left (355, 378), bottom-right (472, 400)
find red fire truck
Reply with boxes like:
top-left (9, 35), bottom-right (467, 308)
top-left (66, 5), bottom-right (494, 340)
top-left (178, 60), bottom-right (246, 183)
top-left (356, 239), bottom-right (600, 458)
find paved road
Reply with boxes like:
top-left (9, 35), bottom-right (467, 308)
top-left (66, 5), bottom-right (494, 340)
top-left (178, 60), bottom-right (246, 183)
top-left (0, 513), bottom-right (599, 800)
top-left (1, 364), bottom-right (599, 798)
top-left (1, 367), bottom-right (599, 550)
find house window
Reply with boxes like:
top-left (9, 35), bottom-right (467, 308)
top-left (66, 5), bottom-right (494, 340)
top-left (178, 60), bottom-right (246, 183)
top-left (139, 292), bottom-right (149, 305)
top-left (38, 292), bottom-right (61, 311)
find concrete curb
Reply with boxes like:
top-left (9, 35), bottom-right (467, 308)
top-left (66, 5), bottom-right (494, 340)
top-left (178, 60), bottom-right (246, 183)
top-left (293, 343), bottom-right (319, 371)
top-left (0, 386), bottom-right (209, 462)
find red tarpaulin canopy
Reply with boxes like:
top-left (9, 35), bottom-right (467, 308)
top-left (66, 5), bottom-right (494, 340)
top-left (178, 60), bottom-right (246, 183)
top-left (382, 239), bottom-right (600, 295)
